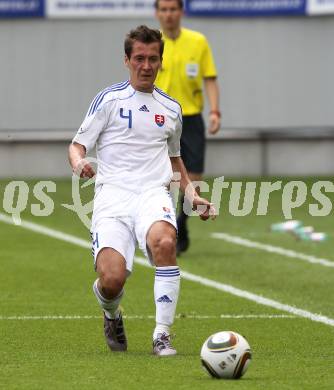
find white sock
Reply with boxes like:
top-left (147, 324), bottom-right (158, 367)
top-left (92, 279), bottom-right (123, 319)
top-left (153, 266), bottom-right (180, 340)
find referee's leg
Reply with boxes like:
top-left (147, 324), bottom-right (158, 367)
top-left (177, 114), bottom-right (205, 255)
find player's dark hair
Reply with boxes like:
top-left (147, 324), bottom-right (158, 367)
top-left (124, 25), bottom-right (164, 59)
top-left (154, 0), bottom-right (184, 9)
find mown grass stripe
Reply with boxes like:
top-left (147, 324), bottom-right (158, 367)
top-left (0, 314), bottom-right (298, 320)
top-left (212, 232), bottom-right (334, 268)
top-left (1, 212), bottom-right (333, 327)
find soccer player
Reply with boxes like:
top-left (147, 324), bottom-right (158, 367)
top-left (68, 25), bottom-right (215, 356)
top-left (155, 0), bottom-right (220, 255)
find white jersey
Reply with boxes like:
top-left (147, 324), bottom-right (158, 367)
top-left (73, 80), bottom-right (182, 192)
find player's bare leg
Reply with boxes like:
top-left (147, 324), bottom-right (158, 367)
top-left (177, 172), bottom-right (202, 255)
top-left (147, 221), bottom-right (180, 356)
top-left (93, 248), bottom-right (128, 351)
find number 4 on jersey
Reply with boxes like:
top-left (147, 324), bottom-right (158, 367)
top-left (120, 108), bottom-right (132, 129)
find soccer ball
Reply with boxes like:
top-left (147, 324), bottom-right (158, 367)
top-left (200, 331), bottom-right (252, 379)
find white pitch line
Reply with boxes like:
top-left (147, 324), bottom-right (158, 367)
top-left (0, 213), bottom-right (91, 249)
top-left (212, 232), bottom-right (334, 268)
top-left (0, 314), bottom-right (297, 321)
top-left (0, 212), bottom-right (333, 327)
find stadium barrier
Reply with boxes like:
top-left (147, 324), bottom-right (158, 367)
top-left (1, 127), bottom-right (333, 177)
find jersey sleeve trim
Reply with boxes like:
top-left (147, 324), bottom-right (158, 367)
top-left (154, 87), bottom-right (182, 110)
top-left (153, 87), bottom-right (183, 123)
top-left (152, 95), bottom-right (182, 125)
top-left (71, 137), bottom-right (91, 154)
top-left (168, 152), bottom-right (181, 157)
top-left (87, 80), bottom-right (130, 117)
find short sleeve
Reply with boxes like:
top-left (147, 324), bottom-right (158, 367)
top-left (201, 37), bottom-right (217, 79)
top-left (168, 110), bottom-right (182, 157)
top-left (72, 102), bottom-right (107, 153)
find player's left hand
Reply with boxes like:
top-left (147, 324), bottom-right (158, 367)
top-left (208, 111), bottom-right (221, 135)
top-left (192, 195), bottom-right (216, 221)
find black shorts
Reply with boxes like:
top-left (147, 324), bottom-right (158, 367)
top-left (181, 114), bottom-right (205, 174)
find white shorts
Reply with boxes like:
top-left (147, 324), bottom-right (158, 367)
top-left (90, 184), bottom-right (177, 273)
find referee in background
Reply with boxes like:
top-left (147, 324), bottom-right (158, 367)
top-left (155, 0), bottom-right (221, 255)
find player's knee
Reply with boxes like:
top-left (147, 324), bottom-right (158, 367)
top-left (152, 235), bottom-right (176, 258)
top-left (99, 270), bottom-right (126, 297)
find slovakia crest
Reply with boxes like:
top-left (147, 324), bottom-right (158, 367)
top-left (155, 114), bottom-right (165, 127)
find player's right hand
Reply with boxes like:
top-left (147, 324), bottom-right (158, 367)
top-left (73, 159), bottom-right (96, 178)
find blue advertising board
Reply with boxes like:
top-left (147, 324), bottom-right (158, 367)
top-left (0, 0), bottom-right (44, 17)
top-left (185, 0), bottom-right (307, 16)
top-left (0, 0), bottom-right (333, 18)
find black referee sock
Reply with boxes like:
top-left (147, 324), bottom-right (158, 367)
top-left (177, 195), bottom-right (189, 237)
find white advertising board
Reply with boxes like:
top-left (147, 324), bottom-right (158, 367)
top-left (47, 0), bottom-right (155, 18)
top-left (307, 0), bottom-right (334, 14)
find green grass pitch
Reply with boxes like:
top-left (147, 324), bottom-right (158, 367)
top-left (0, 178), bottom-right (333, 389)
